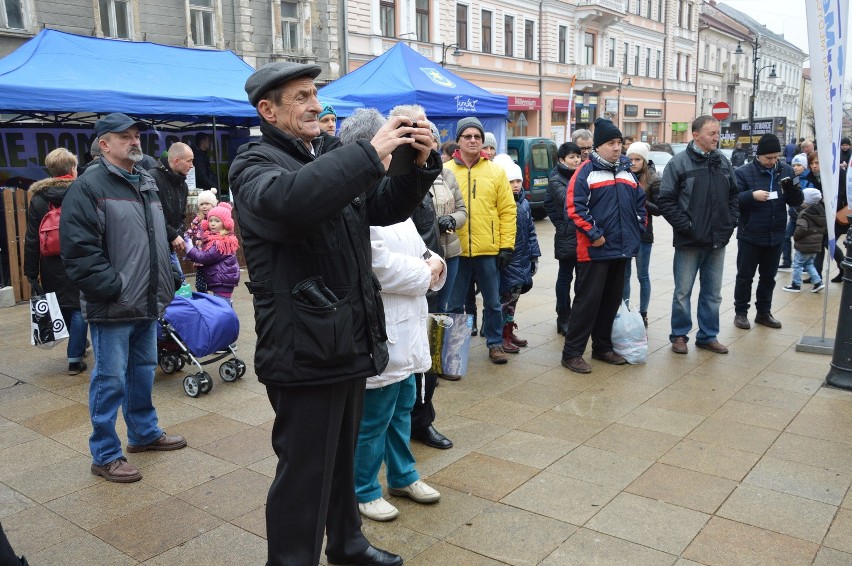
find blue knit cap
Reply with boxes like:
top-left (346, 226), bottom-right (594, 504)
top-left (318, 104), bottom-right (336, 120)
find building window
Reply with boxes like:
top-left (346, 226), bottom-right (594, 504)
top-left (687, 3), bottom-right (692, 30)
top-left (685, 54), bottom-right (690, 81)
top-left (524, 19), bottom-right (534, 60)
top-left (646, 47), bottom-right (650, 77)
top-left (634, 43), bottom-right (639, 74)
top-left (623, 42), bottom-right (628, 73)
top-left (504, 15), bottom-right (513, 57)
top-left (609, 37), bottom-right (615, 67)
top-left (584, 32), bottom-right (594, 65)
top-left (558, 25), bottom-right (567, 64)
top-left (1, 0), bottom-right (25, 29)
top-left (647, 0), bottom-right (652, 19)
top-left (189, 0), bottom-right (215, 46)
top-left (380, 0), bottom-right (395, 38)
top-left (279, 1), bottom-right (299, 51)
top-left (636, 0), bottom-right (641, 15)
top-left (457, 4), bottom-right (468, 50)
top-left (656, 49), bottom-right (661, 78)
top-left (415, 0), bottom-right (429, 42)
top-left (99, 0), bottom-right (132, 39)
top-left (716, 47), bottom-right (721, 72)
top-left (482, 9), bottom-right (492, 54)
top-left (676, 52), bottom-right (681, 80)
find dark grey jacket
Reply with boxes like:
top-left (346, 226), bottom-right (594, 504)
top-left (147, 155), bottom-right (189, 244)
top-left (60, 159), bottom-right (177, 322)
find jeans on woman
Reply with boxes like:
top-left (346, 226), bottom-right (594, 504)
top-left (435, 256), bottom-right (459, 312)
top-left (622, 241), bottom-right (653, 313)
top-left (354, 375), bottom-right (419, 503)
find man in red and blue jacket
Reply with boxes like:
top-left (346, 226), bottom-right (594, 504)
top-left (560, 118), bottom-right (646, 374)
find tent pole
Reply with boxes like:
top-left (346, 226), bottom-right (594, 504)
top-left (211, 116), bottom-right (222, 197)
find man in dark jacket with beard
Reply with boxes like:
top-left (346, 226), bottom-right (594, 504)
top-left (228, 62), bottom-right (441, 566)
top-left (147, 142), bottom-right (193, 280)
top-left (733, 133), bottom-right (803, 330)
top-left (658, 115), bottom-right (739, 355)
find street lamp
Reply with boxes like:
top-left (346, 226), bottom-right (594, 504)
top-left (616, 77), bottom-right (632, 131)
top-left (735, 37), bottom-right (778, 156)
top-left (440, 43), bottom-right (462, 67)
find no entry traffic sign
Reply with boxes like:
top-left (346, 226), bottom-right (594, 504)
top-left (711, 101), bottom-right (731, 121)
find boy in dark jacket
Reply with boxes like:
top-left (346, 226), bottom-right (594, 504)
top-left (783, 188), bottom-right (826, 293)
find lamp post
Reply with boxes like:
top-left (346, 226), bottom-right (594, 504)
top-left (616, 77), bottom-right (632, 131)
top-left (440, 43), bottom-right (462, 67)
top-left (735, 36), bottom-right (778, 157)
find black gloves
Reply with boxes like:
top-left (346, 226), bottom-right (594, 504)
top-left (496, 248), bottom-right (513, 270)
top-left (530, 258), bottom-right (538, 276)
top-left (437, 215), bottom-right (456, 233)
top-left (28, 277), bottom-right (43, 296)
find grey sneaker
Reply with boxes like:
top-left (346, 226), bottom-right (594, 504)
top-left (812, 282), bottom-right (825, 293)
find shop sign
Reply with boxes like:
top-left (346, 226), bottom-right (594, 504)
top-left (672, 122), bottom-right (688, 132)
top-left (579, 107), bottom-right (592, 122)
top-left (552, 99), bottom-right (570, 112)
top-left (644, 108), bottom-right (662, 118)
top-left (624, 104), bottom-right (638, 117)
top-left (508, 96), bottom-right (541, 111)
top-left (605, 99), bottom-right (617, 113)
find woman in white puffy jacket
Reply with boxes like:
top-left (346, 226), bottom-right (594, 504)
top-left (354, 217), bottom-right (447, 522)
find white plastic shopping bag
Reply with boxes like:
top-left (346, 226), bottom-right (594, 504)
top-left (29, 292), bottom-right (68, 349)
top-left (611, 300), bottom-right (647, 364)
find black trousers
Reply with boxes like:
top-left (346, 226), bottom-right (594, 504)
top-left (265, 379), bottom-right (369, 566)
top-left (411, 373), bottom-right (437, 431)
top-left (562, 259), bottom-right (627, 358)
top-left (734, 240), bottom-right (782, 315)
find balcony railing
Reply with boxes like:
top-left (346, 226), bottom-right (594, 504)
top-left (576, 0), bottom-right (627, 13)
top-left (576, 65), bottom-right (621, 84)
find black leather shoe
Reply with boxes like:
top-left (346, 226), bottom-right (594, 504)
top-left (327, 545), bottom-right (403, 566)
top-left (754, 312), bottom-right (782, 329)
top-left (411, 425), bottom-right (453, 449)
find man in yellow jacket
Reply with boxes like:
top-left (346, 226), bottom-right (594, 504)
top-left (446, 117), bottom-right (517, 364)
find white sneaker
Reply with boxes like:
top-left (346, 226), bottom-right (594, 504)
top-left (388, 480), bottom-right (441, 503)
top-left (358, 497), bottom-right (399, 521)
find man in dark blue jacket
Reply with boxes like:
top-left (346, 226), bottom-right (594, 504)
top-left (560, 118), bottom-right (646, 374)
top-left (733, 133), bottom-right (803, 329)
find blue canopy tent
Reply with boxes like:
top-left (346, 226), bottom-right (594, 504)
top-left (319, 43), bottom-right (508, 149)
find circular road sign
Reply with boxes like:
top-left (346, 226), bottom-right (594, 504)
top-left (711, 101), bottom-right (731, 121)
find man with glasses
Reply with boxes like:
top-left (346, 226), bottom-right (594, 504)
top-left (572, 129), bottom-right (593, 162)
top-left (732, 133), bottom-right (803, 330)
top-left (446, 117), bottom-right (517, 364)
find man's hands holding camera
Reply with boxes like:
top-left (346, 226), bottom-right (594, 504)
top-left (370, 115), bottom-right (433, 168)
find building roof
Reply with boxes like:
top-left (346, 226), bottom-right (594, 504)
top-left (714, 2), bottom-right (805, 55)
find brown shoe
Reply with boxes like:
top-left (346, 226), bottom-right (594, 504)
top-left (489, 347), bottom-right (508, 364)
top-left (501, 323), bottom-right (520, 353)
top-left (91, 457), bottom-right (142, 483)
top-left (696, 340), bottom-right (729, 354)
top-left (591, 351), bottom-right (627, 365)
top-left (671, 336), bottom-right (688, 354)
top-left (734, 313), bottom-right (751, 329)
top-left (754, 312), bottom-right (782, 329)
top-left (438, 373), bottom-right (461, 381)
top-left (127, 432), bottom-right (187, 453)
top-left (509, 323), bottom-right (528, 347)
top-left (561, 356), bottom-right (591, 374)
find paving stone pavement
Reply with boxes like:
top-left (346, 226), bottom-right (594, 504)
top-left (1, 218), bottom-right (851, 565)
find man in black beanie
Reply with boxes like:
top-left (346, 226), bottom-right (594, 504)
top-left (560, 117), bottom-right (646, 373)
top-left (732, 133), bottom-right (804, 329)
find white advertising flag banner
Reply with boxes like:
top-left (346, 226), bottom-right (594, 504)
top-left (806, 0), bottom-right (849, 250)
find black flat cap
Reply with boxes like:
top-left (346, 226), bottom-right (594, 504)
top-left (94, 113), bottom-right (147, 138)
top-left (245, 62), bottom-right (322, 106)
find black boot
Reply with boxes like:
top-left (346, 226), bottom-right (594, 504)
top-left (640, 311), bottom-right (648, 328)
top-left (470, 312), bottom-right (478, 336)
top-left (832, 266), bottom-right (844, 283)
top-left (556, 307), bottom-right (571, 336)
top-left (479, 309), bottom-right (485, 337)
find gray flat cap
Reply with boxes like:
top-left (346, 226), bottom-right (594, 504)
top-left (245, 62), bottom-right (322, 106)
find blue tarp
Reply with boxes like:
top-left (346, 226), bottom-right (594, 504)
top-left (0, 30), bottom-right (264, 125)
top-left (319, 43), bottom-right (507, 120)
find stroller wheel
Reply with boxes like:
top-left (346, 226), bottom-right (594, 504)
top-left (176, 356), bottom-right (186, 371)
top-left (219, 361), bottom-right (238, 382)
top-left (159, 355), bottom-right (177, 374)
top-left (234, 359), bottom-right (247, 378)
top-left (183, 374), bottom-right (201, 398)
top-left (199, 372), bottom-right (213, 394)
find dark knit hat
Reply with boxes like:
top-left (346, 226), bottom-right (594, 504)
top-left (592, 118), bottom-right (622, 149)
top-left (842, 137), bottom-right (851, 146)
top-left (456, 117), bottom-right (485, 141)
top-left (756, 133), bottom-right (782, 156)
top-left (245, 62), bottom-right (322, 106)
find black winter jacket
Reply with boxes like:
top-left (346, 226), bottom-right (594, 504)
top-left (23, 177), bottom-right (81, 311)
top-left (60, 159), bottom-right (178, 322)
top-left (658, 142), bottom-right (739, 249)
top-left (148, 155), bottom-right (189, 244)
top-left (794, 202), bottom-right (827, 253)
top-left (188, 141), bottom-right (217, 189)
top-left (411, 192), bottom-right (443, 259)
top-left (735, 160), bottom-right (803, 246)
top-left (229, 122), bottom-right (442, 387)
top-left (544, 161), bottom-right (577, 260)
top-left (639, 172), bottom-right (662, 244)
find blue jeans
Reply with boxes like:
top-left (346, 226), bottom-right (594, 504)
top-left (623, 242), bottom-right (653, 313)
top-left (435, 256), bottom-right (459, 312)
top-left (449, 256), bottom-right (502, 347)
top-left (781, 216), bottom-right (795, 266)
top-left (792, 251), bottom-right (821, 286)
top-left (65, 309), bottom-right (88, 363)
top-left (170, 251), bottom-right (185, 283)
top-left (88, 320), bottom-right (163, 466)
top-left (555, 257), bottom-right (576, 310)
top-left (670, 247), bottom-right (725, 344)
top-left (355, 375), bottom-right (419, 503)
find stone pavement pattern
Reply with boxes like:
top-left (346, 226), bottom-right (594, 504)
top-left (1, 219), bottom-right (851, 565)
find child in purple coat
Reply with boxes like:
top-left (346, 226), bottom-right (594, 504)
top-left (185, 203), bottom-right (240, 302)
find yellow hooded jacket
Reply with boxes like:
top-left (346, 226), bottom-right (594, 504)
top-left (446, 154), bottom-right (517, 256)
